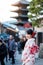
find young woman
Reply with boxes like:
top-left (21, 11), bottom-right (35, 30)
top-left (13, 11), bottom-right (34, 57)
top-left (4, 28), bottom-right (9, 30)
top-left (21, 29), bottom-right (39, 65)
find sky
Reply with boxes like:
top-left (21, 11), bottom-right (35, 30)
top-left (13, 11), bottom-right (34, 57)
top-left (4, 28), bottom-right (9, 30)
top-left (0, 0), bottom-right (31, 22)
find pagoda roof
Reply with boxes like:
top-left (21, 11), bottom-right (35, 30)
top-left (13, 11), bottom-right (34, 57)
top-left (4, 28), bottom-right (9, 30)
top-left (9, 20), bottom-right (29, 25)
top-left (15, 21), bottom-right (29, 24)
top-left (12, 0), bottom-right (29, 7)
top-left (12, 22), bottom-right (26, 26)
top-left (10, 15), bottom-right (28, 19)
top-left (10, 17), bottom-right (28, 20)
top-left (11, 8), bottom-right (28, 13)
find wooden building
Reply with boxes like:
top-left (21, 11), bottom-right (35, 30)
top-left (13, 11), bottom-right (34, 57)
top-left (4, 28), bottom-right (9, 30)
top-left (11, 0), bottom-right (29, 24)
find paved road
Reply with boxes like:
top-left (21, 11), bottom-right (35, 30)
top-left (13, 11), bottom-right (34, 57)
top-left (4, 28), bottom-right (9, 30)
top-left (1, 51), bottom-right (43, 65)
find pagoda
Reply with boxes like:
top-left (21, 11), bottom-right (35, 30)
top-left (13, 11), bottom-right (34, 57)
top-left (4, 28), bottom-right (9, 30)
top-left (11, 0), bottom-right (29, 24)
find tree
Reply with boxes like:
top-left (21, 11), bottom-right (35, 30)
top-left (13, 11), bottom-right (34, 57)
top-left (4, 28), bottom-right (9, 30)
top-left (28, 0), bottom-right (43, 27)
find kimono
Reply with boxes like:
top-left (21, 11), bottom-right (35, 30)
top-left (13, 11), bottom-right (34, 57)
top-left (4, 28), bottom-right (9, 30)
top-left (21, 38), bottom-right (39, 65)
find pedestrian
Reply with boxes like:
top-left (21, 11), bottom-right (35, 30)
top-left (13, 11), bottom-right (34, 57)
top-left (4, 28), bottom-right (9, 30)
top-left (21, 29), bottom-right (39, 65)
top-left (20, 35), bottom-right (27, 50)
top-left (0, 39), bottom-right (7, 65)
top-left (1, 36), bottom-right (8, 62)
top-left (18, 35), bottom-right (26, 54)
top-left (4, 40), bottom-right (8, 62)
top-left (8, 35), bottom-right (16, 64)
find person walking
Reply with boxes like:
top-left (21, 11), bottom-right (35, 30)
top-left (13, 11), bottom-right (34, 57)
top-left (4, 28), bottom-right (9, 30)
top-left (0, 39), bottom-right (7, 65)
top-left (21, 29), bottom-right (39, 65)
top-left (8, 35), bottom-right (16, 64)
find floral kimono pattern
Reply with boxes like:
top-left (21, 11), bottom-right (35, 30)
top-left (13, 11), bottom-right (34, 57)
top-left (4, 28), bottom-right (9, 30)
top-left (21, 38), bottom-right (39, 65)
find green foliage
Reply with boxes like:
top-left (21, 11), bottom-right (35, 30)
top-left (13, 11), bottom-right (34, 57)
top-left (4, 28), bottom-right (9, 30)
top-left (28, 0), bottom-right (43, 27)
top-left (32, 21), bottom-right (38, 27)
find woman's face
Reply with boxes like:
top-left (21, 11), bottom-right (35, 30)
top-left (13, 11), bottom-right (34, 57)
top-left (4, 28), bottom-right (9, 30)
top-left (26, 34), bottom-right (32, 39)
top-left (9, 35), bottom-right (13, 40)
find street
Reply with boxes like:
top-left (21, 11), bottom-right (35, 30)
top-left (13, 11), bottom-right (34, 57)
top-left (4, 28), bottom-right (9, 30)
top-left (2, 50), bottom-right (43, 65)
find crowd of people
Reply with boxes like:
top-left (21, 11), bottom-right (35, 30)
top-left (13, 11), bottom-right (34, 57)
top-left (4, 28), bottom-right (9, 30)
top-left (0, 29), bottom-right (39, 65)
top-left (0, 35), bottom-right (17, 65)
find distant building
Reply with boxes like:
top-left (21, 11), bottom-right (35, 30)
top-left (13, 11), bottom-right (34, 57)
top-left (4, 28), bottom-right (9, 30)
top-left (11, 0), bottom-right (29, 24)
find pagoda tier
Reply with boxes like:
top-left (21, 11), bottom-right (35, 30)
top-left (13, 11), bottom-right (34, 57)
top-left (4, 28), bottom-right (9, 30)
top-left (12, 0), bottom-right (29, 7)
top-left (11, 15), bottom-right (28, 22)
top-left (11, 17), bottom-right (28, 18)
top-left (11, 14), bottom-right (28, 16)
top-left (11, 8), bottom-right (28, 13)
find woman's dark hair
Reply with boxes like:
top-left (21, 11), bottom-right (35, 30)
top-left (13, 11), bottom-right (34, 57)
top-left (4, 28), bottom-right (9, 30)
top-left (27, 29), bottom-right (33, 35)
